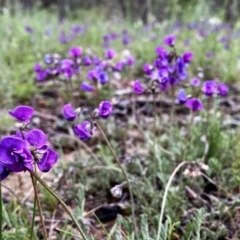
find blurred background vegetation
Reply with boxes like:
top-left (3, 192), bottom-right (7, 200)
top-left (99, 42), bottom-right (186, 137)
top-left (1, 0), bottom-right (240, 25)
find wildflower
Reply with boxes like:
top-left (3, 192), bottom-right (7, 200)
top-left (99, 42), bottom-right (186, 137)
top-left (97, 70), bottom-right (109, 85)
top-left (0, 163), bottom-right (10, 181)
top-left (33, 63), bottom-right (42, 73)
top-left (62, 104), bottom-right (77, 121)
top-left (74, 121), bottom-right (92, 141)
top-left (114, 62), bottom-right (125, 71)
top-left (126, 56), bottom-right (135, 66)
top-left (218, 83), bottom-right (228, 97)
top-left (81, 82), bottom-right (94, 92)
top-left (176, 57), bottom-right (187, 80)
top-left (9, 105), bottom-right (34, 124)
top-left (105, 49), bottom-right (116, 60)
top-left (202, 80), bottom-right (218, 96)
top-left (163, 35), bottom-right (176, 46)
top-left (68, 47), bottom-right (82, 58)
top-left (44, 54), bottom-right (53, 65)
top-left (25, 26), bottom-right (33, 33)
top-left (133, 80), bottom-right (144, 94)
top-left (83, 56), bottom-right (92, 66)
top-left (177, 89), bottom-right (187, 104)
top-left (143, 63), bottom-right (153, 75)
top-left (190, 78), bottom-right (200, 87)
top-left (185, 98), bottom-right (203, 111)
top-left (182, 52), bottom-right (194, 64)
top-left (0, 136), bottom-right (33, 172)
top-left (25, 129), bottom-right (58, 172)
top-left (98, 101), bottom-right (113, 119)
top-left (155, 46), bottom-right (167, 58)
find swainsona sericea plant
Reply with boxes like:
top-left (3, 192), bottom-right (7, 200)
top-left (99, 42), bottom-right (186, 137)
top-left (0, 105), bottom-right (58, 181)
top-left (132, 35), bottom-right (228, 112)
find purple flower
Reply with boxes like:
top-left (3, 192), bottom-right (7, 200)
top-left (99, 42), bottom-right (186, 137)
top-left (25, 26), bottom-right (33, 33)
top-left (177, 89), bottom-right (187, 104)
top-left (155, 46), bottom-right (168, 58)
top-left (176, 57), bottom-right (187, 80)
top-left (143, 64), bottom-right (153, 75)
top-left (133, 80), bottom-right (144, 94)
top-left (38, 149), bottom-right (58, 172)
top-left (126, 56), bottom-right (135, 66)
top-left (202, 80), bottom-right (218, 96)
top-left (44, 54), bottom-right (53, 65)
top-left (36, 69), bottom-right (49, 81)
top-left (74, 121), bottom-right (92, 141)
top-left (81, 82), bottom-right (94, 92)
top-left (0, 163), bottom-right (10, 181)
top-left (68, 47), bottom-right (83, 58)
top-left (9, 106), bottom-right (34, 124)
top-left (33, 63), bottom-right (42, 73)
top-left (114, 62), bottom-right (125, 71)
top-left (97, 70), bottom-right (109, 84)
top-left (98, 101), bottom-right (113, 119)
top-left (163, 35), bottom-right (176, 46)
top-left (26, 129), bottom-right (58, 172)
top-left (182, 52), bottom-right (194, 64)
top-left (190, 78), bottom-right (200, 87)
top-left (218, 83), bottom-right (228, 97)
top-left (122, 35), bottom-right (131, 45)
top-left (185, 98), bottom-right (203, 111)
top-left (83, 56), bottom-right (92, 66)
top-left (105, 49), bottom-right (116, 59)
top-left (62, 104), bottom-right (77, 121)
top-left (0, 136), bottom-right (33, 172)
top-left (92, 56), bottom-right (101, 65)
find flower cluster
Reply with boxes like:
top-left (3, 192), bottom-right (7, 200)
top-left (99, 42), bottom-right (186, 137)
top-left (0, 106), bottom-right (58, 181)
top-left (132, 36), bottom-right (228, 112)
top-left (62, 100), bottom-right (113, 141)
top-left (33, 47), bottom-right (135, 93)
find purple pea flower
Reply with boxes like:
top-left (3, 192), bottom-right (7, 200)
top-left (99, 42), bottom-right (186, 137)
top-left (0, 136), bottom-right (33, 172)
top-left (177, 89), bottom-right (187, 104)
top-left (81, 82), bottom-right (94, 92)
top-left (218, 83), bottom-right (228, 97)
top-left (114, 62), bottom-right (125, 71)
top-left (143, 64), bottom-right (153, 75)
top-left (133, 80), bottom-right (144, 94)
top-left (155, 46), bottom-right (167, 58)
top-left (163, 35), bottom-right (176, 46)
top-left (9, 105), bottom-right (34, 124)
top-left (126, 56), bottom-right (135, 66)
top-left (202, 80), bottom-right (218, 96)
top-left (182, 52), bottom-right (194, 64)
top-left (97, 70), bottom-right (109, 85)
top-left (68, 47), bottom-right (83, 58)
top-left (63, 104), bottom-right (77, 121)
top-left (33, 63), bottom-right (42, 73)
top-left (105, 49), bottom-right (116, 60)
top-left (25, 129), bottom-right (58, 172)
top-left (185, 98), bottom-right (203, 111)
top-left (74, 121), bottom-right (92, 141)
top-left (83, 56), bottom-right (92, 66)
top-left (0, 163), bottom-right (10, 181)
top-left (37, 149), bottom-right (58, 172)
top-left (98, 101), bottom-right (113, 119)
top-left (190, 78), bottom-right (200, 87)
top-left (25, 26), bottom-right (33, 33)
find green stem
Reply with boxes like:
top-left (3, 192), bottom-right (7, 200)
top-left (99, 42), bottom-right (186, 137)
top-left (30, 171), bottom-right (88, 240)
top-left (95, 121), bottom-right (138, 236)
top-left (30, 186), bottom-right (37, 240)
top-left (30, 172), bottom-right (48, 240)
top-left (156, 161), bottom-right (187, 240)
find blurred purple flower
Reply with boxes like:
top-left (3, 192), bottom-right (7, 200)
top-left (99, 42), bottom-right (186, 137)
top-left (143, 64), bottom-right (153, 75)
top-left (33, 63), bottom-right (42, 73)
top-left (83, 56), bottom-right (92, 66)
top-left (163, 35), bottom-right (176, 46)
top-left (114, 61), bottom-right (125, 71)
top-left (38, 149), bottom-right (58, 172)
top-left (155, 46), bottom-right (168, 58)
top-left (206, 51), bottom-right (213, 58)
top-left (176, 57), bottom-right (187, 80)
top-left (74, 121), bottom-right (92, 141)
top-left (0, 136), bottom-right (33, 172)
top-left (185, 98), bottom-right (203, 111)
top-left (105, 49), bottom-right (116, 60)
top-left (202, 80), bottom-right (218, 96)
top-left (177, 89), bottom-right (187, 104)
top-left (68, 47), bottom-right (83, 58)
top-left (25, 26), bottom-right (33, 33)
top-left (218, 83), bottom-right (228, 97)
top-left (97, 70), bottom-right (109, 84)
top-left (190, 78), bottom-right (200, 87)
top-left (133, 80), bottom-right (144, 94)
top-left (81, 82), bottom-right (94, 92)
top-left (0, 163), bottom-right (10, 181)
top-left (9, 105), bottom-right (34, 124)
top-left (122, 35), bottom-right (131, 45)
top-left (98, 101), bottom-right (113, 119)
top-left (92, 56), bottom-right (101, 65)
top-left (126, 56), bottom-right (135, 66)
top-left (182, 52), bottom-right (194, 64)
top-left (62, 104), bottom-right (77, 121)
top-left (44, 54), bottom-right (53, 65)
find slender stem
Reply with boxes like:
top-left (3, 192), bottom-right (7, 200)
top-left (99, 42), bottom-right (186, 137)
top-left (156, 161), bottom-right (187, 240)
top-left (30, 171), bottom-right (88, 240)
top-left (30, 185), bottom-right (37, 240)
top-left (152, 88), bottom-right (157, 189)
top-left (95, 121), bottom-right (138, 235)
top-left (0, 181), bottom-right (2, 240)
top-left (30, 172), bottom-right (48, 240)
